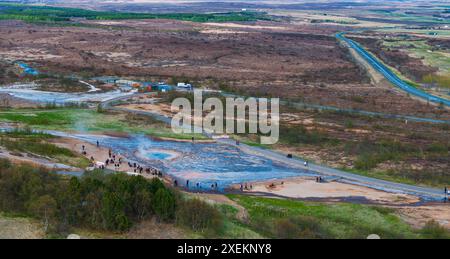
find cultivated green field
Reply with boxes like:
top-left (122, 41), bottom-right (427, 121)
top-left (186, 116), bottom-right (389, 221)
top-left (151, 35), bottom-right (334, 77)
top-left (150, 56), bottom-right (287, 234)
top-left (378, 28), bottom-right (450, 38)
top-left (369, 10), bottom-right (449, 24)
top-left (0, 3), bottom-right (273, 24)
top-left (383, 40), bottom-right (450, 78)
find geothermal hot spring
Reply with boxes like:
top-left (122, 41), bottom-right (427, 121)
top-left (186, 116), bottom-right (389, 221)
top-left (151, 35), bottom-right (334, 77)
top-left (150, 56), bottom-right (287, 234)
top-left (0, 86), bottom-right (316, 190)
top-left (49, 131), bottom-right (317, 190)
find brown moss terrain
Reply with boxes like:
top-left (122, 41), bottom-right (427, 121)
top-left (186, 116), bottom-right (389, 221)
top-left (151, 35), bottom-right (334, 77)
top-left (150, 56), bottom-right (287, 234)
top-left (1, 19), bottom-right (448, 119)
top-left (0, 19), bottom-right (364, 90)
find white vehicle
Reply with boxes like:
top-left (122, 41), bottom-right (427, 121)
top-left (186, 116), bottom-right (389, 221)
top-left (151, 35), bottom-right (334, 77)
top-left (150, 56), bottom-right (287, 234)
top-left (177, 82), bottom-right (192, 88)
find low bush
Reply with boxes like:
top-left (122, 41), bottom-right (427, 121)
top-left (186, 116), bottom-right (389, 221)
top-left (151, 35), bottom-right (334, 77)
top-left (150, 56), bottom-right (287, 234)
top-left (176, 198), bottom-right (224, 234)
top-left (420, 220), bottom-right (450, 239)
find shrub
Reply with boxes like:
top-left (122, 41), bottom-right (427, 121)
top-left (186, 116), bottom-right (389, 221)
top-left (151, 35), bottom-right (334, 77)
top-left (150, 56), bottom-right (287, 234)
top-left (345, 120), bottom-right (354, 129)
top-left (273, 216), bottom-right (328, 239)
top-left (280, 125), bottom-right (332, 145)
top-left (153, 188), bottom-right (176, 222)
top-left (176, 199), bottom-right (223, 233)
top-left (420, 220), bottom-right (450, 239)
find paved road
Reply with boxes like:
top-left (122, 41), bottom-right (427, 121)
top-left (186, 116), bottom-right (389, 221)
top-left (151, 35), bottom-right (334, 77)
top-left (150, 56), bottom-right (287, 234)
top-left (102, 95), bottom-right (445, 200)
top-left (336, 33), bottom-right (450, 108)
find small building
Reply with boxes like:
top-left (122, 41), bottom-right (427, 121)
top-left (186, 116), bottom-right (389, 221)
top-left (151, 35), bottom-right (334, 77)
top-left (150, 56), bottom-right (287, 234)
top-left (139, 82), bottom-right (155, 93)
top-left (157, 84), bottom-right (173, 92)
top-left (15, 62), bottom-right (39, 76)
top-left (116, 79), bottom-right (140, 87)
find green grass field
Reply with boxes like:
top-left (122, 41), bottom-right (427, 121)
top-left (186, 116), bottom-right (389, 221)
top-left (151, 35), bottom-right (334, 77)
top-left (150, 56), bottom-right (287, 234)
top-left (369, 10), bottom-right (449, 24)
top-left (0, 3), bottom-right (273, 24)
top-left (383, 40), bottom-right (450, 79)
top-left (378, 28), bottom-right (450, 37)
top-left (227, 195), bottom-right (449, 239)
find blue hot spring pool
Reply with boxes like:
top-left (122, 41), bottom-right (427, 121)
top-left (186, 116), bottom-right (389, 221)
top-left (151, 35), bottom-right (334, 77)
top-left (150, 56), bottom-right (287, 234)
top-left (145, 151), bottom-right (173, 160)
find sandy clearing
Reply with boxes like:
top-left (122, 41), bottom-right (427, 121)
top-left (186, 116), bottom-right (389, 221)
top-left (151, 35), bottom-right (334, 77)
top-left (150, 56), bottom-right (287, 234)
top-left (397, 205), bottom-right (450, 230)
top-left (0, 215), bottom-right (44, 239)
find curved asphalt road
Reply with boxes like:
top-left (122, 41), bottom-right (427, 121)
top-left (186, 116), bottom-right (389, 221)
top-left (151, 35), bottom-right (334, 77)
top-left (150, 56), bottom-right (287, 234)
top-left (336, 33), bottom-right (450, 108)
top-left (102, 95), bottom-right (445, 200)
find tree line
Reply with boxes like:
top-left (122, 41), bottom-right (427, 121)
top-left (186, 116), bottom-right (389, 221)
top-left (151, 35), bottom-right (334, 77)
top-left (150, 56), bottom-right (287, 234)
top-left (0, 159), bottom-right (223, 235)
top-left (0, 4), bottom-right (272, 23)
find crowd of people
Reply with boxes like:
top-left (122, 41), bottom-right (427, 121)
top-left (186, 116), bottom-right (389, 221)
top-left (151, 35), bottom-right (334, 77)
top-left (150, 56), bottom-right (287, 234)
top-left (173, 179), bottom-right (220, 192)
top-left (83, 142), bottom-right (164, 179)
top-left (240, 182), bottom-right (254, 191)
